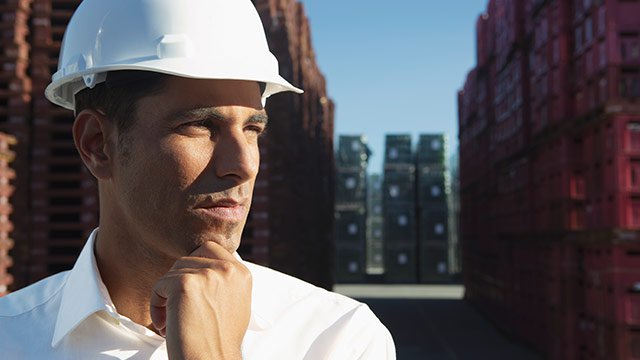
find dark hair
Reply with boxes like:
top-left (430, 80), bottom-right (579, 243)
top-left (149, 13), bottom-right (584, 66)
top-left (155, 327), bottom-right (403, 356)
top-left (74, 71), bottom-right (169, 134)
top-left (75, 71), bottom-right (267, 134)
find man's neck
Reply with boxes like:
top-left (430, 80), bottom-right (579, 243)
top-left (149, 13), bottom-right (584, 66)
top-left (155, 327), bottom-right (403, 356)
top-left (93, 222), bottom-right (175, 330)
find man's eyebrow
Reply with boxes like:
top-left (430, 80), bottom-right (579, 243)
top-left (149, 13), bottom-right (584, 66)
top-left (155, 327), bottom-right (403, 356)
top-left (169, 107), bottom-right (226, 122)
top-left (248, 112), bottom-right (269, 125)
top-left (169, 107), bottom-right (268, 125)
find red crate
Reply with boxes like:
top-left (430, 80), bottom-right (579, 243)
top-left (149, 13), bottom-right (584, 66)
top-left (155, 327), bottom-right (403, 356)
top-left (491, 0), bottom-right (525, 71)
top-left (0, 42), bottom-right (29, 60)
top-left (531, 135), bottom-right (586, 231)
top-left (0, 76), bottom-right (31, 96)
top-left (459, 68), bottom-right (477, 131)
top-left (493, 157), bottom-right (532, 234)
top-left (31, 19), bottom-right (65, 47)
top-left (602, 271), bottom-right (640, 326)
top-left (32, 3), bottom-right (78, 19)
top-left (572, 0), bottom-right (640, 118)
top-left (491, 51), bottom-right (529, 163)
top-left (583, 321), bottom-right (640, 360)
top-left (529, 1), bottom-right (572, 135)
top-left (0, 0), bottom-right (31, 12)
top-left (579, 116), bottom-right (640, 229)
top-left (0, 272), bottom-right (13, 291)
top-left (476, 10), bottom-right (494, 68)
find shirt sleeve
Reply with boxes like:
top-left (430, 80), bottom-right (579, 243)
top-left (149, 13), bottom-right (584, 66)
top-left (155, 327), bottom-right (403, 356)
top-left (304, 303), bottom-right (397, 360)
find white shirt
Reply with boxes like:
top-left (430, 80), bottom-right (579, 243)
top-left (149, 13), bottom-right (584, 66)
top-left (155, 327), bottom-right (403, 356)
top-left (0, 229), bottom-right (395, 359)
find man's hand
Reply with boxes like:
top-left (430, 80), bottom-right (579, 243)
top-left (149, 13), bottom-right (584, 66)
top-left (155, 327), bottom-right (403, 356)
top-left (150, 241), bottom-right (252, 360)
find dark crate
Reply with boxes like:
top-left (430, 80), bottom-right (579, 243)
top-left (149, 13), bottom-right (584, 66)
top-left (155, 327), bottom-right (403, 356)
top-left (418, 205), bottom-right (449, 242)
top-left (384, 243), bottom-right (417, 283)
top-left (416, 134), bottom-right (446, 165)
top-left (383, 208), bottom-right (416, 243)
top-left (419, 244), bottom-right (449, 283)
top-left (334, 208), bottom-right (366, 245)
top-left (335, 245), bottom-right (366, 283)
top-left (384, 134), bottom-right (413, 165)
top-left (335, 168), bottom-right (367, 204)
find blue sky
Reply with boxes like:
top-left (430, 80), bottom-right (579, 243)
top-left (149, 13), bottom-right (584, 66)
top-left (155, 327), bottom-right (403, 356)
top-left (297, 0), bottom-right (487, 174)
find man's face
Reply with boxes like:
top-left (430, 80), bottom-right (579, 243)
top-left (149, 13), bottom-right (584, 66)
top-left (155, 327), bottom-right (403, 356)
top-left (109, 77), bottom-right (265, 258)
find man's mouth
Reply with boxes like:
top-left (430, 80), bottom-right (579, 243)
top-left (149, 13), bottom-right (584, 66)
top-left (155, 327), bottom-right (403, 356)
top-left (194, 197), bottom-right (248, 222)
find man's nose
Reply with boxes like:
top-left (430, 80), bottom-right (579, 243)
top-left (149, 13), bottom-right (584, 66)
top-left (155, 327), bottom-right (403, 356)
top-left (213, 128), bottom-right (259, 183)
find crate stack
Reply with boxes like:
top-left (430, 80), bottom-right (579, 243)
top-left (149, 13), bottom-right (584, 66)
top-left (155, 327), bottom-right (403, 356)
top-left (28, 0), bottom-right (97, 282)
top-left (459, 2), bottom-right (500, 330)
top-left (0, 0), bottom-right (32, 290)
top-left (365, 173), bottom-right (384, 275)
top-left (490, 0), bottom-right (530, 164)
top-left (459, 0), bottom-right (640, 358)
top-left (415, 134), bottom-right (450, 283)
top-left (334, 135), bottom-right (369, 283)
top-left (0, 133), bottom-right (16, 296)
top-left (383, 134), bottom-right (417, 283)
top-left (447, 151), bottom-right (462, 275)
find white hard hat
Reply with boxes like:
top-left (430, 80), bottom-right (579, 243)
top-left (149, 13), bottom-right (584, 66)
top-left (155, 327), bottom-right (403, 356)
top-left (45, 0), bottom-right (303, 110)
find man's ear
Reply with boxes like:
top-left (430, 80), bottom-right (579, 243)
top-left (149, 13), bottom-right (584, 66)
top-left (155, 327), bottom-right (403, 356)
top-left (72, 109), bottom-right (115, 180)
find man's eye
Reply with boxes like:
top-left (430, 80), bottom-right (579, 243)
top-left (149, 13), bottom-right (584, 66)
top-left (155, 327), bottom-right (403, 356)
top-left (187, 120), bottom-right (210, 128)
top-left (246, 126), bottom-right (265, 135)
top-left (179, 120), bottom-right (215, 132)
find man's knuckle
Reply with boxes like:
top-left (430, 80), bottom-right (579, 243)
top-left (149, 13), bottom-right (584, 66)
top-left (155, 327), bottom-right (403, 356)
top-left (217, 260), bottom-right (234, 274)
top-left (176, 273), bottom-right (196, 292)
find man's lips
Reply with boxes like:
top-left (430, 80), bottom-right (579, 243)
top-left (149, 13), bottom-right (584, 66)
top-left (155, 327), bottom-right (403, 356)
top-left (194, 198), bottom-right (248, 222)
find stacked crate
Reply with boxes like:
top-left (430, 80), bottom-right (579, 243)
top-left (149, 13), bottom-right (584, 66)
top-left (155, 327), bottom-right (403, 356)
top-left (28, 0), bottom-right (97, 282)
top-left (383, 134), bottom-right (416, 283)
top-left (365, 173), bottom-right (384, 275)
top-left (0, 133), bottom-right (16, 296)
top-left (570, 0), bottom-right (640, 357)
top-left (459, 4), bottom-right (499, 319)
top-left (460, 0), bottom-right (640, 358)
top-left (252, 0), bottom-right (335, 289)
top-left (415, 134), bottom-right (450, 283)
top-left (447, 152), bottom-right (462, 275)
top-left (572, 0), bottom-right (640, 119)
top-left (527, 0), bottom-right (572, 136)
top-left (334, 135), bottom-right (369, 283)
top-left (491, 0), bottom-right (530, 164)
top-left (0, 0), bottom-right (31, 290)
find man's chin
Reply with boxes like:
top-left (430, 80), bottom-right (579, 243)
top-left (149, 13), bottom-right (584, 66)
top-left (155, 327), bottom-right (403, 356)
top-left (188, 231), bottom-right (241, 255)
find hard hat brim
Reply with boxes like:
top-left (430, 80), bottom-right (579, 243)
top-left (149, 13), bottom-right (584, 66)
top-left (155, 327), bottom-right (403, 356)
top-left (45, 61), bottom-right (304, 111)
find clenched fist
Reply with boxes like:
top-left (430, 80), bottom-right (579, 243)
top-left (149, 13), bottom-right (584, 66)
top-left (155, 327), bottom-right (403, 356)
top-left (150, 241), bottom-right (252, 359)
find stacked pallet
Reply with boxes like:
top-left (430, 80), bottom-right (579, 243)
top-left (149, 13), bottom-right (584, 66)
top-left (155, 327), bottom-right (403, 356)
top-left (0, 0), bottom-right (31, 290)
top-left (0, 133), bottom-right (16, 296)
top-left (459, 0), bottom-right (640, 358)
top-left (245, 0), bottom-right (336, 289)
top-left (334, 135), bottom-right (369, 283)
top-left (416, 134), bottom-right (450, 283)
top-left (28, 0), bottom-right (97, 282)
top-left (383, 134), bottom-right (417, 283)
top-left (365, 173), bottom-right (384, 275)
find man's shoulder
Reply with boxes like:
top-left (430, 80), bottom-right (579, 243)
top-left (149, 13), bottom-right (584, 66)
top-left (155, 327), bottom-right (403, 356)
top-left (0, 271), bottom-right (69, 317)
top-left (242, 262), bottom-right (396, 358)
top-left (244, 261), bottom-right (375, 324)
top-left (245, 261), bottom-right (359, 306)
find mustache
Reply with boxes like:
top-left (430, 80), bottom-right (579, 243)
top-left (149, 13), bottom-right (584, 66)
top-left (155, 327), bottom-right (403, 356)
top-left (188, 188), bottom-right (251, 206)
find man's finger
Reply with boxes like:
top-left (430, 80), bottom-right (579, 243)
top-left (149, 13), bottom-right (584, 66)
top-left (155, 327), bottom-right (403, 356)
top-left (190, 240), bottom-right (238, 262)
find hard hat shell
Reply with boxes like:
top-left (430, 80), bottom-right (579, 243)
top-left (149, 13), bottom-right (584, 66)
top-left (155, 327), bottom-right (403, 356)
top-left (45, 0), bottom-right (303, 110)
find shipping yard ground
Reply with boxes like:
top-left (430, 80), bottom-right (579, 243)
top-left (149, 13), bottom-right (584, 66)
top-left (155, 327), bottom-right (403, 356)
top-left (334, 285), bottom-right (542, 360)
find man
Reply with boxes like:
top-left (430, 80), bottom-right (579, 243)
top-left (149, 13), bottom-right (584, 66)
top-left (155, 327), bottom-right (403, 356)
top-left (0, 0), bottom-right (395, 359)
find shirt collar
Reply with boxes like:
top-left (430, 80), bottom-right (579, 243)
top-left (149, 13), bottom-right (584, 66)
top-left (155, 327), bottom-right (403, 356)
top-left (52, 229), bottom-right (273, 347)
top-left (52, 228), bottom-right (110, 347)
